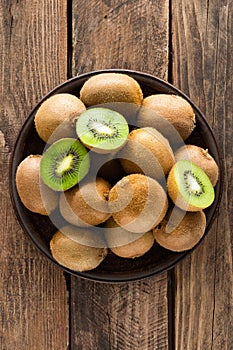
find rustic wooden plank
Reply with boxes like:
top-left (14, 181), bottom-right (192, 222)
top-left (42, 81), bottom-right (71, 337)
top-left (71, 1), bottom-right (170, 349)
top-left (0, 1), bottom-right (69, 349)
top-left (172, 1), bottom-right (233, 349)
top-left (72, 0), bottom-right (169, 80)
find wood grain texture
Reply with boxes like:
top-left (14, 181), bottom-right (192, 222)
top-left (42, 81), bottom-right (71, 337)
top-left (172, 1), bottom-right (233, 349)
top-left (71, 276), bottom-right (169, 350)
top-left (71, 1), bottom-right (170, 349)
top-left (72, 0), bottom-right (169, 79)
top-left (0, 1), bottom-right (69, 349)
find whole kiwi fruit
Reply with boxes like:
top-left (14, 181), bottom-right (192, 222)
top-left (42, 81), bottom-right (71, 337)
top-left (59, 177), bottom-right (111, 227)
top-left (103, 217), bottom-right (154, 258)
top-left (138, 94), bottom-right (195, 141)
top-left (108, 174), bottom-right (168, 233)
top-left (174, 144), bottom-right (219, 186)
top-left (34, 93), bottom-right (86, 143)
top-left (50, 225), bottom-right (108, 271)
top-left (15, 155), bottom-right (58, 215)
top-left (118, 127), bottom-right (175, 181)
top-left (153, 207), bottom-right (206, 251)
top-left (80, 73), bottom-right (143, 106)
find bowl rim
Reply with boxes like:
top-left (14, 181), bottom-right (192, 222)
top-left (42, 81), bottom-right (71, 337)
top-left (9, 68), bottom-right (224, 283)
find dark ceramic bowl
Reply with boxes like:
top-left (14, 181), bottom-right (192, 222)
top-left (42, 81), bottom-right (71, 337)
top-left (9, 69), bottom-right (223, 283)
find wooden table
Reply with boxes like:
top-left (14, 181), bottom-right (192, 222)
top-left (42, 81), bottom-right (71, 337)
top-left (1, 1), bottom-right (232, 349)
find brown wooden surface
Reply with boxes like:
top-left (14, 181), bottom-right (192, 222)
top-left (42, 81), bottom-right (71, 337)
top-left (172, 1), bottom-right (233, 349)
top-left (0, 1), bottom-right (69, 350)
top-left (1, 0), bottom-right (232, 349)
top-left (71, 1), bottom-right (170, 349)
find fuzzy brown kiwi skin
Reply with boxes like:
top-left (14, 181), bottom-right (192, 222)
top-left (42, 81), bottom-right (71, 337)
top-left (34, 93), bottom-right (86, 143)
top-left (153, 207), bottom-right (206, 252)
top-left (15, 155), bottom-right (58, 215)
top-left (80, 73), bottom-right (143, 106)
top-left (140, 94), bottom-right (196, 140)
top-left (103, 217), bottom-right (154, 258)
top-left (108, 174), bottom-right (168, 233)
top-left (59, 177), bottom-right (111, 227)
top-left (175, 144), bottom-right (219, 186)
top-left (119, 127), bottom-right (175, 180)
top-left (50, 225), bottom-right (108, 272)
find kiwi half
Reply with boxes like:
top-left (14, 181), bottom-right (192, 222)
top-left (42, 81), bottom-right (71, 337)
top-left (76, 107), bottom-right (129, 153)
top-left (108, 174), bottom-right (168, 233)
top-left (40, 138), bottom-right (90, 191)
top-left (34, 93), bottom-right (86, 143)
top-left (167, 160), bottom-right (215, 211)
top-left (15, 155), bottom-right (58, 215)
top-left (153, 207), bottom-right (206, 252)
top-left (59, 177), bottom-right (111, 226)
top-left (80, 72), bottom-right (143, 106)
top-left (50, 225), bottom-right (108, 272)
top-left (175, 144), bottom-right (219, 186)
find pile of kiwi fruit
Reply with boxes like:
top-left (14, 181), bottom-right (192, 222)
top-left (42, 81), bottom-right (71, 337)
top-left (15, 72), bottom-right (219, 272)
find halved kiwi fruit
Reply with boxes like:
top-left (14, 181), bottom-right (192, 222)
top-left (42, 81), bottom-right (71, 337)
top-left (15, 155), bottom-right (58, 215)
top-left (139, 94), bottom-right (195, 141)
top-left (175, 144), bottom-right (219, 186)
top-left (153, 207), bottom-right (206, 252)
top-left (40, 138), bottom-right (90, 191)
top-left (108, 174), bottom-right (168, 233)
top-left (50, 225), bottom-right (108, 272)
top-left (76, 107), bottom-right (129, 153)
top-left (34, 93), bottom-right (86, 143)
top-left (167, 160), bottom-right (215, 211)
top-left (59, 177), bottom-right (111, 227)
top-left (118, 127), bottom-right (175, 181)
top-left (80, 72), bottom-right (143, 106)
top-left (103, 217), bottom-right (154, 258)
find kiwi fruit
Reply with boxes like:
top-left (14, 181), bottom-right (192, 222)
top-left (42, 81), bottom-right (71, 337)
top-left (118, 127), bottom-right (175, 181)
top-left (167, 160), bottom-right (215, 211)
top-left (80, 72), bottom-right (143, 106)
top-left (40, 138), bottom-right (90, 191)
top-left (175, 144), bottom-right (219, 186)
top-left (153, 207), bottom-right (206, 252)
top-left (108, 174), bottom-right (168, 233)
top-left (50, 225), bottom-right (108, 271)
top-left (103, 217), bottom-right (154, 258)
top-left (59, 177), bottom-right (111, 227)
top-left (15, 155), bottom-right (58, 215)
top-left (139, 94), bottom-right (195, 141)
top-left (76, 107), bottom-right (129, 153)
top-left (34, 93), bottom-right (86, 143)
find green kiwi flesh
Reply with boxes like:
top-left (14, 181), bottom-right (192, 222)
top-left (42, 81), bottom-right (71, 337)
top-left (167, 160), bottom-right (215, 211)
top-left (40, 138), bottom-right (90, 191)
top-left (76, 107), bottom-right (129, 153)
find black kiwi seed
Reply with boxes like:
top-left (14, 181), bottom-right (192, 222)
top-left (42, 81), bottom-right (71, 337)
top-left (40, 138), bottom-right (90, 191)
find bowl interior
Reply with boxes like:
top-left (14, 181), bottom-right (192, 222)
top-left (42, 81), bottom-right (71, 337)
top-left (9, 69), bottom-right (223, 282)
